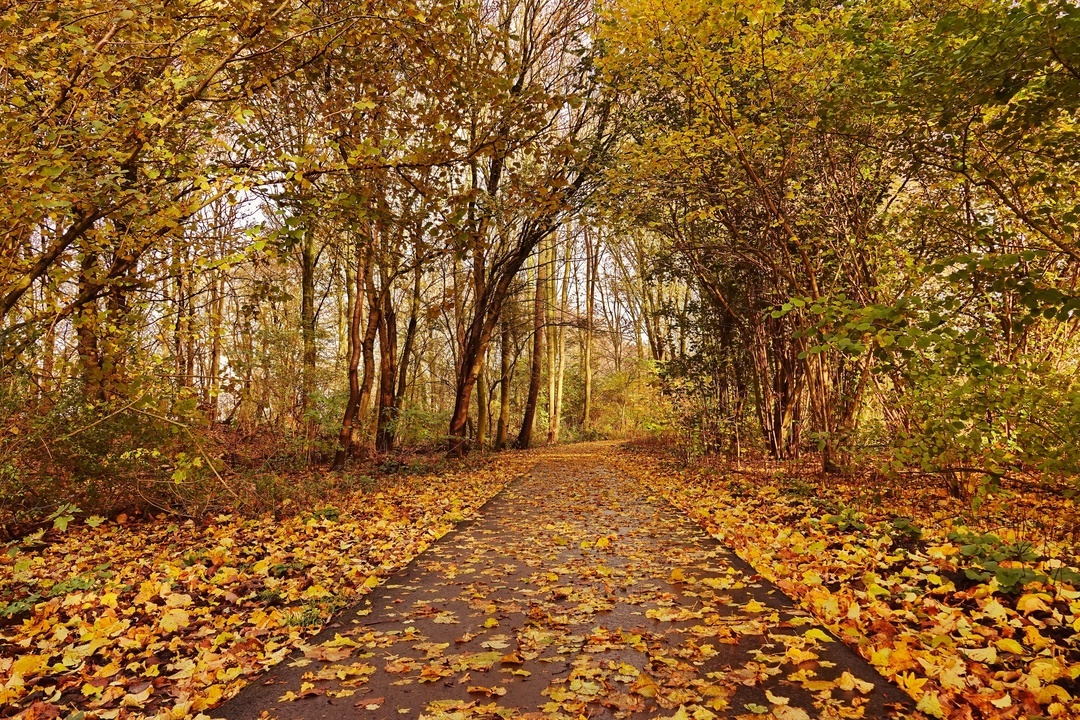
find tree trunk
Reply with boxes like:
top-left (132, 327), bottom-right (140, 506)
top-left (375, 291), bottom-right (398, 454)
top-left (300, 224), bottom-right (318, 421)
top-left (396, 267), bottom-right (422, 407)
top-left (40, 271), bottom-right (56, 399)
top-left (357, 274), bottom-right (381, 456)
top-left (516, 252), bottom-right (546, 449)
top-left (546, 242), bottom-right (557, 444)
top-left (183, 259), bottom-right (195, 389)
top-left (550, 245), bottom-right (571, 443)
top-left (446, 241), bottom-right (543, 456)
top-left (77, 249), bottom-right (102, 400)
top-left (476, 358), bottom-right (488, 451)
top-left (207, 268), bottom-right (224, 425)
top-left (583, 228), bottom-right (597, 431)
top-left (332, 245), bottom-right (367, 470)
top-left (495, 316), bottom-right (511, 450)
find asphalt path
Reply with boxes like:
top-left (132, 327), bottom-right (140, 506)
top-left (218, 445), bottom-right (912, 720)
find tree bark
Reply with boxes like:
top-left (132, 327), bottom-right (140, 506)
top-left (516, 250), bottom-right (546, 449)
top-left (300, 223), bottom-right (318, 421)
top-left (207, 266), bottom-right (223, 425)
top-left (331, 247), bottom-right (365, 470)
top-left (375, 290), bottom-right (398, 454)
top-left (546, 241), bottom-right (557, 444)
top-left (77, 249), bottom-right (102, 400)
top-left (495, 315), bottom-right (512, 450)
top-left (583, 227), bottom-right (597, 431)
top-left (551, 243), bottom-right (571, 443)
top-left (396, 267), bottom-right (421, 407)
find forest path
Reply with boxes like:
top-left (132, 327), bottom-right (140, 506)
top-left (218, 443), bottom-right (911, 720)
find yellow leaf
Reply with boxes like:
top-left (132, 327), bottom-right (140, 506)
top-left (12, 654), bottom-right (49, 679)
top-left (303, 584), bottom-right (330, 599)
top-left (165, 593), bottom-right (193, 608)
top-left (981, 599), bottom-right (1008, 621)
top-left (835, 670), bottom-right (874, 694)
top-left (1017, 593), bottom-right (1052, 615)
top-left (96, 662), bottom-right (122, 678)
top-left (1030, 658), bottom-right (1066, 682)
top-left (804, 628), bottom-right (834, 643)
top-left (869, 647), bottom-right (890, 667)
top-left (1036, 685), bottom-right (1071, 704)
top-left (994, 638), bottom-right (1024, 655)
top-left (744, 599), bottom-right (766, 613)
top-left (961, 645), bottom-right (997, 665)
top-left (896, 672), bottom-right (928, 698)
top-left (160, 607), bottom-right (189, 633)
top-left (765, 689), bottom-right (789, 705)
top-left (121, 685), bottom-right (153, 707)
top-left (915, 692), bottom-right (946, 719)
top-left (1024, 625), bottom-right (1051, 651)
top-left (772, 707), bottom-right (810, 720)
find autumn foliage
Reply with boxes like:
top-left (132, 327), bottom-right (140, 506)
top-left (3, 0), bottom-right (1080, 718)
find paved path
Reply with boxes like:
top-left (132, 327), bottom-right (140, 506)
top-left (219, 446), bottom-right (911, 719)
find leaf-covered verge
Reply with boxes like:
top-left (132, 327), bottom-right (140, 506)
top-left (0, 452), bottom-right (537, 719)
top-left (612, 447), bottom-right (1080, 720)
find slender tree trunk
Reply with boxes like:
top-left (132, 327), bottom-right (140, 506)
top-left (546, 242), bottom-right (557, 444)
top-left (39, 248), bottom-right (57, 398)
top-left (332, 245), bottom-right (366, 470)
top-left (476, 357), bottom-right (488, 451)
top-left (375, 291), bottom-right (398, 454)
top-left (495, 315), bottom-right (511, 449)
top-left (357, 269), bottom-right (381, 456)
top-left (516, 252), bottom-right (546, 449)
top-left (207, 268), bottom-right (224, 425)
top-left (396, 267), bottom-right (421, 407)
top-left (300, 224), bottom-right (318, 421)
top-left (583, 229), bottom-right (596, 431)
top-left (551, 246), bottom-right (571, 443)
top-left (77, 249), bottom-right (102, 400)
top-left (183, 258), bottom-right (195, 389)
top-left (172, 239), bottom-right (186, 388)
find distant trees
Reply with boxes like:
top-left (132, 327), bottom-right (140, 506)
top-left (0, 0), bottom-right (646, 532)
top-left (5, 0), bottom-right (1075, 530)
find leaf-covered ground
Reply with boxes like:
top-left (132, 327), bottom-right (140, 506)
top-left (218, 444), bottom-right (908, 720)
top-left (1, 452), bottom-right (538, 719)
top-left (610, 448), bottom-right (1080, 720)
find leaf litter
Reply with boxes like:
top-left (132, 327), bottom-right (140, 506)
top-left (216, 444), bottom-right (909, 720)
top-left (610, 448), bottom-right (1080, 719)
top-left (0, 453), bottom-right (537, 719)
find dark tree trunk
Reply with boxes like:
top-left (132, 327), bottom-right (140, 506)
top-left (375, 292), bottom-right (398, 454)
top-left (332, 246), bottom-right (367, 470)
top-left (495, 317), bottom-right (511, 450)
top-left (516, 256), bottom-right (546, 449)
top-left (300, 224), bottom-right (318, 420)
top-left (396, 268), bottom-right (421, 406)
top-left (77, 250), bottom-right (103, 401)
